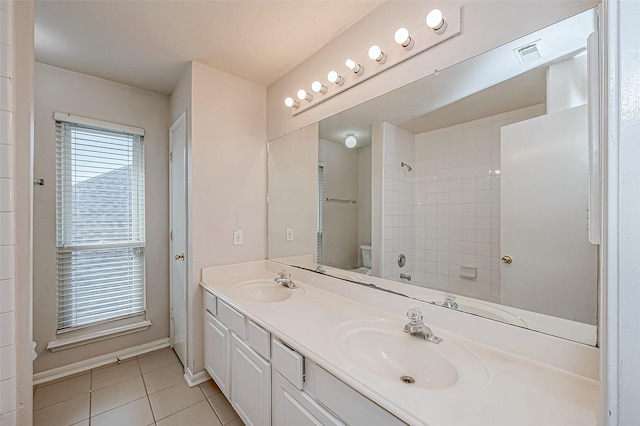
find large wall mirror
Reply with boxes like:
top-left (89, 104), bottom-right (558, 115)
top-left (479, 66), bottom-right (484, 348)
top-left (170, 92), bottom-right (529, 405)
top-left (268, 8), bottom-right (599, 345)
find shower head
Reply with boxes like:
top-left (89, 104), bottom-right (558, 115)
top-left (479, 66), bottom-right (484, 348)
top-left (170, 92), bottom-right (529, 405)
top-left (401, 162), bottom-right (413, 172)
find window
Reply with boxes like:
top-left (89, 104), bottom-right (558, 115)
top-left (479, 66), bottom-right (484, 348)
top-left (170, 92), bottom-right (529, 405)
top-left (55, 114), bottom-right (145, 332)
top-left (317, 163), bottom-right (324, 264)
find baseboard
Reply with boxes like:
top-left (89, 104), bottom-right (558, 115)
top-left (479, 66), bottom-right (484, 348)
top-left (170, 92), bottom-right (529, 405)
top-left (184, 367), bottom-right (210, 387)
top-left (33, 338), bottom-right (170, 385)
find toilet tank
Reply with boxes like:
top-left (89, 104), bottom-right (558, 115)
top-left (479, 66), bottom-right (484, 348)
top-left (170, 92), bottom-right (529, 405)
top-left (360, 244), bottom-right (372, 268)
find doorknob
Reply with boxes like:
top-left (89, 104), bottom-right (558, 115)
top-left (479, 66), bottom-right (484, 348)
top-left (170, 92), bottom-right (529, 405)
top-left (500, 255), bottom-right (513, 264)
top-left (175, 253), bottom-right (185, 261)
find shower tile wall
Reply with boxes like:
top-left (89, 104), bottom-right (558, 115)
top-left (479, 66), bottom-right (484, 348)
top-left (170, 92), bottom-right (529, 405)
top-left (413, 104), bottom-right (545, 303)
top-left (382, 122), bottom-right (415, 281)
top-left (0, 1), bottom-right (16, 424)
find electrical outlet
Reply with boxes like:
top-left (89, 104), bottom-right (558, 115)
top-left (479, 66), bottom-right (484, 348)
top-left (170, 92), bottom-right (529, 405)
top-left (233, 229), bottom-right (243, 245)
top-left (286, 228), bottom-right (294, 241)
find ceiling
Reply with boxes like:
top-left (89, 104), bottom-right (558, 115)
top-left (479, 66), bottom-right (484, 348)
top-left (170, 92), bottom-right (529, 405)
top-left (35, 0), bottom-right (384, 95)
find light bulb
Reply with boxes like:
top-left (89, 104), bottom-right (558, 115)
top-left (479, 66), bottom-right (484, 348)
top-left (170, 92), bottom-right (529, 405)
top-left (394, 27), bottom-right (413, 49)
top-left (426, 9), bottom-right (446, 33)
top-left (297, 89), bottom-right (312, 102)
top-left (344, 134), bottom-right (357, 148)
top-left (284, 97), bottom-right (299, 108)
top-left (345, 58), bottom-right (363, 74)
top-left (368, 45), bottom-right (386, 63)
top-left (327, 70), bottom-right (344, 86)
top-left (311, 81), bottom-right (327, 94)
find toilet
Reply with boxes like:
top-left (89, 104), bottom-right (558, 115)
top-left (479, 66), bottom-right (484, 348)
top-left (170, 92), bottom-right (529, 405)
top-left (350, 244), bottom-right (372, 275)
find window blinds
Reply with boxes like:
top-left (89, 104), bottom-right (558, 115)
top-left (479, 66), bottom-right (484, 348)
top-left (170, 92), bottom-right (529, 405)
top-left (56, 119), bottom-right (146, 331)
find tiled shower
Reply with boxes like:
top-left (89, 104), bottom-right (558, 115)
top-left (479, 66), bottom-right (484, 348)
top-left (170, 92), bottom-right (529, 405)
top-left (0, 0), bottom-right (17, 424)
top-left (381, 104), bottom-right (545, 304)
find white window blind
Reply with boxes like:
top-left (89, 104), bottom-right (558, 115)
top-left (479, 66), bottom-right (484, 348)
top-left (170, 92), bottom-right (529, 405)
top-left (56, 119), bottom-right (146, 332)
top-left (317, 164), bottom-right (324, 264)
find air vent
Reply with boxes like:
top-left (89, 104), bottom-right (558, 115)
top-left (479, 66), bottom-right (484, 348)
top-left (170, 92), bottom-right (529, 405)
top-left (514, 40), bottom-right (542, 64)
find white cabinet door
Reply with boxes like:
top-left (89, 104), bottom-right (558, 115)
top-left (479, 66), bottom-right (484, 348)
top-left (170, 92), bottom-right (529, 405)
top-left (204, 311), bottom-right (230, 398)
top-left (231, 334), bottom-right (271, 426)
top-left (273, 371), bottom-right (344, 426)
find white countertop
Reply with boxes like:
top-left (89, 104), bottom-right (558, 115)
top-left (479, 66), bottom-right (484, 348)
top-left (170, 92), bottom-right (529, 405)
top-left (201, 260), bottom-right (599, 426)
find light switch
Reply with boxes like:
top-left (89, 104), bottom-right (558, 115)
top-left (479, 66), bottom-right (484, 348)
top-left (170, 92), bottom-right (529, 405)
top-left (286, 228), bottom-right (294, 241)
top-left (233, 229), bottom-right (243, 245)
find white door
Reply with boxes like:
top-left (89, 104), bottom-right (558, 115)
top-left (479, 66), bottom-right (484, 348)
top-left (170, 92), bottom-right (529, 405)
top-left (500, 105), bottom-right (597, 324)
top-left (169, 112), bottom-right (188, 366)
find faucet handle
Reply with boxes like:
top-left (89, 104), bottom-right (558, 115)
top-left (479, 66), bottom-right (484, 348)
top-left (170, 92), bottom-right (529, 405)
top-left (277, 269), bottom-right (287, 278)
top-left (406, 307), bottom-right (423, 325)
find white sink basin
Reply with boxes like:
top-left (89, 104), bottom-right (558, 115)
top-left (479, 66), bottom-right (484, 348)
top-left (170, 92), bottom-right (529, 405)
top-left (334, 320), bottom-right (488, 393)
top-left (229, 279), bottom-right (305, 303)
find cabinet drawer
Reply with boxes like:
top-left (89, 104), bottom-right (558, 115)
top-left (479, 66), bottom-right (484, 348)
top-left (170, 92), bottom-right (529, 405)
top-left (203, 290), bottom-right (216, 315)
top-left (315, 366), bottom-right (406, 426)
top-left (247, 320), bottom-right (270, 359)
top-left (272, 338), bottom-right (304, 390)
top-left (217, 299), bottom-right (246, 339)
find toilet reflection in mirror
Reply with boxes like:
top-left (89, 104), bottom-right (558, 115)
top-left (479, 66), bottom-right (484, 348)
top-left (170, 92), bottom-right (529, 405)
top-left (267, 8), bottom-right (599, 345)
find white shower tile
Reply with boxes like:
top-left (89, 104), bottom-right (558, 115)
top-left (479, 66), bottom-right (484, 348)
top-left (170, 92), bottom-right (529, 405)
top-left (0, 77), bottom-right (11, 113)
top-left (0, 212), bottom-right (13, 245)
top-left (0, 9), bottom-right (11, 46)
top-left (0, 311), bottom-right (15, 347)
top-left (0, 345), bottom-right (15, 380)
top-left (0, 178), bottom-right (13, 212)
top-left (0, 43), bottom-right (11, 80)
top-left (0, 111), bottom-right (12, 145)
top-left (0, 377), bottom-right (16, 414)
top-left (0, 245), bottom-right (13, 280)
top-left (0, 145), bottom-right (13, 178)
top-left (0, 279), bottom-right (14, 313)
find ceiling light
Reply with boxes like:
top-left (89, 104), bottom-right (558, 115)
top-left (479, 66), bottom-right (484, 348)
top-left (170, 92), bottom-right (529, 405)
top-left (311, 81), bottom-right (328, 94)
top-left (284, 97), bottom-right (299, 108)
top-left (297, 89), bottom-right (312, 102)
top-left (327, 70), bottom-right (345, 86)
top-left (368, 45), bottom-right (387, 63)
top-left (426, 9), bottom-right (447, 33)
top-left (345, 58), bottom-right (363, 75)
top-left (394, 27), bottom-right (414, 50)
top-left (344, 133), bottom-right (357, 149)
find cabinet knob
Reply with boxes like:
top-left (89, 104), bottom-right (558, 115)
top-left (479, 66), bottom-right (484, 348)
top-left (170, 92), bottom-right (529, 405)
top-left (500, 255), bottom-right (513, 264)
top-left (175, 253), bottom-right (185, 261)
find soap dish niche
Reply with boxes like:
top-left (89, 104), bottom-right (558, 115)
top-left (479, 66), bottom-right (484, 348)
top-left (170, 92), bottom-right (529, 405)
top-left (460, 266), bottom-right (477, 279)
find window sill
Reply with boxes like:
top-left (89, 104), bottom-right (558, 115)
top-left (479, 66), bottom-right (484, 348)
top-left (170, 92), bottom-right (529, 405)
top-left (46, 320), bottom-right (152, 352)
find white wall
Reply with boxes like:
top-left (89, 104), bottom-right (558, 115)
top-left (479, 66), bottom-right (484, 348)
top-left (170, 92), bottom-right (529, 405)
top-left (177, 62), bottom-right (267, 374)
top-left (266, 1), bottom-right (598, 141)
top-left (32, 63), bottom-right (171, 373)
top-left (319, 138), bottom-right (359, 269)
top-left (267, 125), bottom-right (318, 261)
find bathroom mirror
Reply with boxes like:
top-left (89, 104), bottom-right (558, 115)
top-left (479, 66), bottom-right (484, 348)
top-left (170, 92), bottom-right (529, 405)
top-left (267, 8), bottom-right (599, 345)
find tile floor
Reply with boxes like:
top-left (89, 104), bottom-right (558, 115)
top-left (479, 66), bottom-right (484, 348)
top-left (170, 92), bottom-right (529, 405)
top-left (33, 348), bottom-right (245, 426)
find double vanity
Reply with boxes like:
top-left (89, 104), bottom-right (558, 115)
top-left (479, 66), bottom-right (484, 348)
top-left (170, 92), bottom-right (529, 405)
top-left (201, 260), bottom-right (598, 426)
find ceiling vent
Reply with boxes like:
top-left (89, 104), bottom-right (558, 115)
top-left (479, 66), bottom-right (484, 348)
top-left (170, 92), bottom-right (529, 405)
top-left (514, 41), bottom-right (542, 64)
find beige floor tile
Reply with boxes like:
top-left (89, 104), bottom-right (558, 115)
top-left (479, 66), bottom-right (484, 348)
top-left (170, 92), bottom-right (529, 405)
top-left (33, 373), bottom-right (91, 410)
top-left (148, 381), bottom-right (205, 420)
top-left (208, 393), bottom-right (239, 425)
top-left (36, 371), bottom-right (89, 388)
top-left (91, 396), bottom-right (154, 426)
top-left (33, 394), bottom-right (89, 426)
top-left (71, 420), bottom-right (89, 426)
top-left (92, 358), bottom-right (141, 390)
top-left (225, 417), bottom-right (246, 426)
top-left (91, 375), bottom-right (147, 416)
top-left (138, 348), bottom-right (180, 374)
top-left (199, 380), bottom-right (222, 398)
top-left (156, 400), bottom-right (222, 426)
top-left (143, 362), bottom-right (184, 395)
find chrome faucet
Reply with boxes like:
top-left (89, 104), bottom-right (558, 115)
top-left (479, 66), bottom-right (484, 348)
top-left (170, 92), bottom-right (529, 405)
top-left (403, 307), bottom-right (442, 344)
top-left (441, 294), bottom-right (458, 310)
top-left (274, 270), bottom-right (297, 289)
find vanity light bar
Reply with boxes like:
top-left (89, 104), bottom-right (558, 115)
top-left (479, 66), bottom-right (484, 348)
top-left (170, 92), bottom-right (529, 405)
top-left (283, 6), bottom-right (462, 115)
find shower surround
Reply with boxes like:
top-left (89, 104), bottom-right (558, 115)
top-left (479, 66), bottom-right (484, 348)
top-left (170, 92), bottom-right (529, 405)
top-left (380, 104), bottom-right (545, 303)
